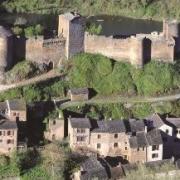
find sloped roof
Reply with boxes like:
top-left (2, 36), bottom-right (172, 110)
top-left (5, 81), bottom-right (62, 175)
top-left (69, 88), bottom-right (89, 95)
top-left (0, 26), bottom-right (13, 38)
top-left (129, 132), bottom-right (148, 148)
top-left (128, 119), bottom-right (145, 132)
top-left (146, 129), bottom-right (163, 146)
top-left (166, 117), bottom-right (180, 128)
top-left (129, 129), bottom-right (162, 148)
top-left (69, 117), bottom-right (91, 128)
top-left (147, 113), bottom-right (164, 128)
top-left (0, 119), bottom-right (17, 129)
top-left (92, 120), bottom-right (126, 133)
top-left (81, 157), bottom-right (108, 180)
top-left (7, 99), bottom-right (26, 111)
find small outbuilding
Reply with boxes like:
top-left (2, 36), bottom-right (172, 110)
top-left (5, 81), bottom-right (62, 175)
top-left (68, 88), bottom-right (89, 101)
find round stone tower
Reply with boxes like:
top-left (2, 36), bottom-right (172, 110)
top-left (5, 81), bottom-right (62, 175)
top-left (0, 26), bottom-right (13, 81)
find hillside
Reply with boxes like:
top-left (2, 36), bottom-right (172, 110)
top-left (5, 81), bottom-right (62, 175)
top-left (1, 0), bottom-right (180, 19)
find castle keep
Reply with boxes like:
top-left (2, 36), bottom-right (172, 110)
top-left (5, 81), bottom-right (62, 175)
top-left (0, 12), bottom-right (180, 79)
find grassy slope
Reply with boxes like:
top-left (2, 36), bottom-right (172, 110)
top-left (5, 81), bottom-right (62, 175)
top-left (1, 0), bottom-right (180, 20)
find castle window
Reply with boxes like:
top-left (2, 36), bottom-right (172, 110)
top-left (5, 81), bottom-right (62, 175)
top-left (7, 131), bottom-right (11, 136)
top-left (0, 131), bottom-right (2, 136)
top-left (0, 139), bottom-right (2, 143)
top-left (142, 147), bottom-right (145, 151)
top-left (125, 147), bottom-right (128, 150)
top-left (97, 134), bottom-right (101, 139)
top-left (137, 147), bottom-right (139, 151)
top-left (53, 120), bottom-right (56, 125)
top-left (165, 129), bottom-right (169, 134)
top-left (114, 143), bottom-right (118, 148)
top-left (114, 134), bottom-right (118, 138)
top-left (13, 112), bottom-right (16, 116)
top-left (97, 143), bottom-right (101, 149)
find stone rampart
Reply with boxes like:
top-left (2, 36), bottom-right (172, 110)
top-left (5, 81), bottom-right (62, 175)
top-left (15, 36), bottom-right (65, 67)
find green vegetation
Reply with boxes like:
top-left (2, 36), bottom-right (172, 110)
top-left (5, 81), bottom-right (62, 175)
top-left (0, 78), bottom-right (68, 103)
top-left (5, 61), bottom-right (44, 84)
top-left (12, 24), bottom-right (44, 37)
top-left (0, 142), bottom-right (77, 179)
top-left (64, 100), bottom-right (180, 119)
top-left (69, 53), bottom-right (180, 96)
top-left (86, 23), bottom-right (102, 35)
top-left (126, 163), bottom-right (179, 180)
top-left (2, 0), bottom-right (180, 19)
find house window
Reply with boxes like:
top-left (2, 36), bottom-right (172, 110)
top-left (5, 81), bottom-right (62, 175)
top-left (77, 128), bottom-right (85, 133)
top-left (97, 143), bottom-right (101, 149)
top-left (114, 143), bottom-right (118, 148)
top-left (125, 147), bottom-right (128, 150)
top-left (125, 141), bottom-right (127, 144)
top-left (152, 145), bottom-right (159, 151)
top-left (97, 134), bottom-right (101, 139)
top-left (7, 140), bottom-right (11, 144)
top-left (77, 136), bottom-right (85, 142)
top-left (152, 153), bottom-right (158, 158)
top-left (7, 131), bottom-right (11, 136)
top-left (124, 155), bottom-right (128, 160)
top-left (0, 131), bottom-right (2, 136)
top-left (114, 134), bottom-right (118, 138)
top-left (165, 129), bottom-right (169, 134)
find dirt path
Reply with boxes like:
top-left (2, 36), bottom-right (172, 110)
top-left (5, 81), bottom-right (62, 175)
top-left (0, 70), bottom-right (64, 92)
top-left (60, 93), bottom-right (180, 108)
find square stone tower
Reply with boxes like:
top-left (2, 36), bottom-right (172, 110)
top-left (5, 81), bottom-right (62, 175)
top-left (58, 12), bottom-right (85, 59)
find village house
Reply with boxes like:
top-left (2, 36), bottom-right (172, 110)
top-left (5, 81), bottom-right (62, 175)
top-left (0, 99), bottom-right (28, 154)
top-left (44, 116), bottom-right (65, 142)
top-left (68, 116), bottom-right (163, 163)
top-left (68, 88), bottom-right (89, 101)
top-left (0, 117), bottom-right (17, 154)
top-left (72, 156), bottom-right (109, 180)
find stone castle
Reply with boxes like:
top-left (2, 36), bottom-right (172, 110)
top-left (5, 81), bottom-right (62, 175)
top-left (0, 12), bottom-right (180, 80)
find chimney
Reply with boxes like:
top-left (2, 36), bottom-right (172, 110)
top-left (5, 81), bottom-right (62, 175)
top-left (5, 100), bottom-right (10, 116)
top-left (144, 125), bottom-right (148, 133)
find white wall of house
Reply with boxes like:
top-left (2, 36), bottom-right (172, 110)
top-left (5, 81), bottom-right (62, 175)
top-left (147, 144), bottom-right (163, 162)
top-left (159, 124), bottom-right (173, 136)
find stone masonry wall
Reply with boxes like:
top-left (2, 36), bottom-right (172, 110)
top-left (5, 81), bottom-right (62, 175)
top-left (15, 36), bottom-right (65, 67)
top-left (84, 33), bottom-right (175, 66)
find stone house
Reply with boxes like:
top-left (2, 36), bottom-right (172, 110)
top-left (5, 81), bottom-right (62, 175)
top-left (72, 156), bottom-right (109, 180)
top-left (68, 88), bottom-right (89, 101)
top-left (44, 118), bottom-right (64, 141)
top-left (68, 117), bottom-right (163, 163)
top-left (2, 99), bottom-right (27, 122)
top-left (146, 113), bottom-right (180, 158)
top-left (90, 120), bottom-right (129, 158)
top-left (0, 118), bottom-right (17, 154)
top-left (68, 117), bottom-right (91, 148)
